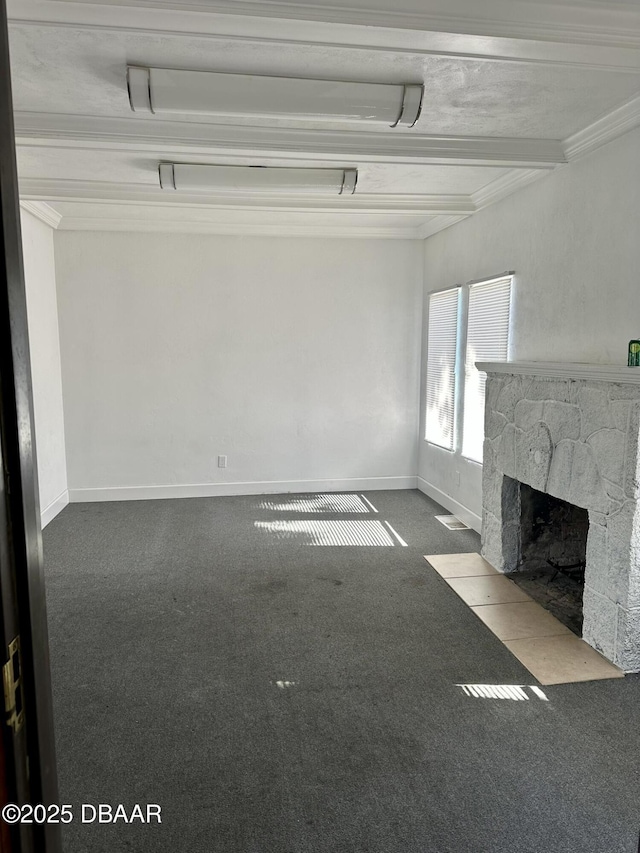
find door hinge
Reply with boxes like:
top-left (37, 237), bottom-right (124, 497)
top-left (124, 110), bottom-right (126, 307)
top-left (3, 637), bottom-right (24, 733)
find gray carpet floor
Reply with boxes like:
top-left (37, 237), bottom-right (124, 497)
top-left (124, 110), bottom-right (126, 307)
top-left (42, 489), bottom-right (640, 853)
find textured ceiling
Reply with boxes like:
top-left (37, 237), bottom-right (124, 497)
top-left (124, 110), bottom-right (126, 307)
top-left (10, 25), bottom-right (640, 139)
top-left (8, 0), bottom-right (640, 236)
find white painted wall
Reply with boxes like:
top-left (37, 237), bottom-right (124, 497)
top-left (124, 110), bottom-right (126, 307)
top-left (419, 127), bottom-right (640, 529)
top-left (54, 233), bottom-right (422, 500)
top-left (20, 208), bottom-right (69, 525)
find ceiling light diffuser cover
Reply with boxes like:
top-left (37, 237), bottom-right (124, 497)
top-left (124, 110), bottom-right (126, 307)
top-left (158, 164), bottom-right (358, 195)
top-left (128, 66), bottom-right (423, 128)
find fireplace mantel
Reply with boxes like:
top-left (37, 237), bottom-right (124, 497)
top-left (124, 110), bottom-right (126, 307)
top-left (476, 361), bottom-right (640, 384)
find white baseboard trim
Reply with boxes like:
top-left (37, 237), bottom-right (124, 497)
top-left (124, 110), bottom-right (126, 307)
top-left (41, 489), bottom-right (69, 527)
top-left (68, 476), bottom-right (418, 503)
top-left (417, 477), bottom-right (482, 534)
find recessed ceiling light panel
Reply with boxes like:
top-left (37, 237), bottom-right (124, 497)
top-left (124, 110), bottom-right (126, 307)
top-left (128, 66), bottom-right (423, 128)
top-left (158, 163), bottom-right (358, 195)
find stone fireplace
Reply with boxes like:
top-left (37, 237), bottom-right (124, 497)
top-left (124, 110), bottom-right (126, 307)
top-left (477, 361), bottom-right (640, 672)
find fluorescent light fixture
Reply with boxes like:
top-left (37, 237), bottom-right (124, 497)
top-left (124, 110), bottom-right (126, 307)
top-left (158, 163), bottom-right (358, 195)
top-left (128, 66), bottom-right (423, 128)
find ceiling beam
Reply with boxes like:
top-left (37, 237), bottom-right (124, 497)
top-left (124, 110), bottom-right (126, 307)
top-left (48, 0), bottom-right (640, 49)
top-left (9, 1), bottom-right (640, 71)
top-left (14, 114), bottom-right (566, 169)
top-left (17, 178), bottom-right (479, 214)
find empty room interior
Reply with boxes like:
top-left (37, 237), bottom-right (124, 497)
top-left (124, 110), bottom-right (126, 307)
top-left (6, 0), bottom-right (640, 850)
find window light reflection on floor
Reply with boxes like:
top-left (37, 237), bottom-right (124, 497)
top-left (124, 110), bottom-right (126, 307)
top-left (457, 684), bottom-right (549, 701)
top-left (258, 494), bottom-right (377, 514)
top-left (254, 519), bottom-right (403, 546)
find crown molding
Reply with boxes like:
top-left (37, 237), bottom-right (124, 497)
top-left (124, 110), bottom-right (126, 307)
top-left (439, 91), bottom-right (640, 211)
top-left (18, 178), bottom-right (477, 214)
top-left (470, 168), bottom-right (545, 209)
top-left (19, 199), bottom-right (62, 228)
top-left (55, 216), bottom-right (421, 238)
top-left (449, 92), bottom-right (640, 212)
top-left (417, 215), bottom-right (469, 239)
top-left (18, 197), bottom-right (465, 240)
top-left (563, 93), bottom-right (640, 160)
top-left (9, 2), bottom-right (640, 71)
top-left (14, 113), bottom-right (565, 169)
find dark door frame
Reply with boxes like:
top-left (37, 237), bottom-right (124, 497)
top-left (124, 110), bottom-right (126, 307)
top-left (0, 0), bottom-right (61, 850)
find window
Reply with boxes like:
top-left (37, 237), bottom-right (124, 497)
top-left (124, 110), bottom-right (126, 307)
top-left (425, 274), bottom-right (512, 463)
top-left (461, 276), bottom-right (512, 462)
top-left (424, 287), bottom-right (460, 450)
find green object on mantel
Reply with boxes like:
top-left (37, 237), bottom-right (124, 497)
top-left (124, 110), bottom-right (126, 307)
top-left (628, 340), bottom-right (640, 367)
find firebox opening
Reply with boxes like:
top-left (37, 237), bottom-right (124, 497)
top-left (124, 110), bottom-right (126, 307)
top-left (512, 482), bottom-right (589, 637)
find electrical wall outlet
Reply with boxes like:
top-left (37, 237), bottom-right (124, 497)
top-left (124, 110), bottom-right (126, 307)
top-left (455, 471), bottom-right (461, 486)
top-left (218, 455), bottom-right (227, 469)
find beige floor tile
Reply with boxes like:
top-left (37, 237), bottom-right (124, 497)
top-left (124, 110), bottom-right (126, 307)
top-left (471, 601), bottom-right (572, 641)
top-left (446, 574), bottom-right (532, 607)
top-left (504, 635), bottom-right (624, 685)
top-left (424, 552), bottom-right (498, 578)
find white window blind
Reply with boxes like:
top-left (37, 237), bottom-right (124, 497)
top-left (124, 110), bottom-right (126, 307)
top-left (461, 276), bottom-right (512, 463)
top-left (425, 288), bottom-right (460, 450)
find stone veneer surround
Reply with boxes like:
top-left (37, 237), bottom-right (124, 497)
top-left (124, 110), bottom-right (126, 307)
top-left (477, 362), bottom-right (640, 672)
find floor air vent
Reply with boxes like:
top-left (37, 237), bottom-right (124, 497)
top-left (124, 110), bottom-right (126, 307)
top-left (435, 515), bottom-right (470, 531)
